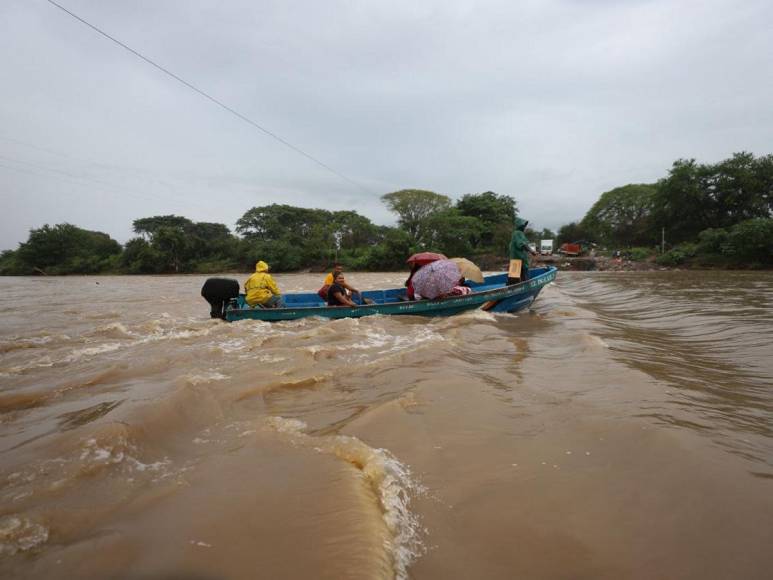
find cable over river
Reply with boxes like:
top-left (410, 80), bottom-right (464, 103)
top-left (1, 271), bottom-right (772, 579)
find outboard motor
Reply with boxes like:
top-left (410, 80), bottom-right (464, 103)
top-left (201, 278), bottom-right (240, 320)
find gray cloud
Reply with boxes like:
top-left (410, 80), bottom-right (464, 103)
top-left (2, 0), bottom-right (771, 249)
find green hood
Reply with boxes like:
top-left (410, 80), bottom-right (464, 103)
top-left (515, 217), bottom-right (529, 231)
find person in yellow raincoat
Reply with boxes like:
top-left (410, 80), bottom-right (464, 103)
top-left (244, 261), bottom-right (282, 308)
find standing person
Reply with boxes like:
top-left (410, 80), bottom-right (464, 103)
top-left (508, 218), bottom-right (538, 284)
top-left (327, 272), bottom-right (358, 307)
top-left (244, 260), bottom-right (282, 308)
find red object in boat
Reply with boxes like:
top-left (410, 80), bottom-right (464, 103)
top-left (406, 252), bottom-right (447, 266)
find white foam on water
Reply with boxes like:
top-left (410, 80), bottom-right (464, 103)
top-left (7, 319), bottom-right (227, 372)
top-left (265, 416), bottom-right (308, 434)
top-left (350, 440), bottom-right (426, 580)
top-left (1, 355), bottom-right (54, 376)
top-left (126, 457), bottom-right (172, 472)
top-left (256, 354), bottom-right (288, 363)
top-left (345, 328), bottom-right (392, 351)
top-left (215, 338), bottom-right (247, 353)
top-left (263, 416), bottom-right (426, 579)
top-left (92, 322), bottom-right (135, 338)
top-left (0, 334), bottom-right (60, 354)
top-left (345, 326), bottom-right (443, 354)
top-left (65, 342), bottom-right (124, 362)
top-left (183, 372), bottom-right (230, 385)
top-left (80, 437), bottom-right (127, 465)
top-left (73, 437), bottom-right (172, 481)
top-left (0, 515), bottom-right (49, 556)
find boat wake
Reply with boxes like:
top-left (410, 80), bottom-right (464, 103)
top-left (263, 416), bottom-right (427, 580)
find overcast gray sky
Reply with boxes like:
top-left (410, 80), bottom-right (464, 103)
top-left (1, 0), bottom-right (772, 250)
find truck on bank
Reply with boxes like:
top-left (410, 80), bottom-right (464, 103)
top-left (558, 242), bottom-right (582, 256)
top-left (540, 239), bottom-right (554, 255)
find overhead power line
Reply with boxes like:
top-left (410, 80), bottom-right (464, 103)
top-left (0, 153), bottom-right (213, 212)
top-left (44, 0), bottom-right (369, 192)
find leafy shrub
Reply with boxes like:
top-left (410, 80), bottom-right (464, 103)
top-left (628, 247), bottom-right (653, 261)
top-left (656, 250), bottom-right (685, 266)
top-left (656, 243), bottom-right (696, 266)
top-left (697, 227), bottom-right (731, 255)
top-left (0, 250), bottom-right (31, 275)
top-left (728, 218), bottom-right (773, 263)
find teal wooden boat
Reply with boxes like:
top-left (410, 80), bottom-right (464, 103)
top-left (205, 266), bottom-right (556, 322)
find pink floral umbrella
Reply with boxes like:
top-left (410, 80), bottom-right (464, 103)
top-left (411, 259), bottom-right (462, 299)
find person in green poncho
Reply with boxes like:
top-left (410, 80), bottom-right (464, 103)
top-left (508, 217), bottom-right (537, 284)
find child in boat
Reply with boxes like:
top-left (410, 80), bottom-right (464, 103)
top-left (244, 260), bottom-right (283, 308)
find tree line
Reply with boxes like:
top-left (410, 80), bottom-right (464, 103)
top-left (556, 151), bottom-right (772, 266)
top-left (1, 151), bottom-right (770, 275)
top-left (0, 190), bottom-right (529, 275)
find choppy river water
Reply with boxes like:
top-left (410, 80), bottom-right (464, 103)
top-left (1, 271), bottom-right (772, 579)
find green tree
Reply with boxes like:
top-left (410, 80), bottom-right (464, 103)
top-left (381, 189), bottom-right (452, 246)
top-left (238, 238), bottom-right (304, 272)
top-left (132, 215), bottom-right (193, 239)
top-left (121, 238), bottom-right (164, 274)
top-left (556, 222), bottom-right (592, 245)
top-left (358, 227), bottom-right (412, 270)
top-left (727, 218), bottom-right (773, 262)
top-left (581, 183), bottom-right (657, 246)
top-left (236, 205), bottom-right (332, 242)
top-left (426, 210), bottom-right (485, 257)
top-left (14, 223), bottom-right (121, 274)
top-left (187, 222), bottom-right (238, 264)
top-left (653, 153), bottom-right (773, 243)
top-left (537, 228), bottom-right (556, 241)
top-left (455, 191), bottom-right (517, 247)
top-left (332, 211), bottom-right (379, 249)
top-left (130, 215), bottom-right (239, 272)
top-left (0, 249), bottom-right (27, 275)
top-left (152, 226), bottom-right (191, 272)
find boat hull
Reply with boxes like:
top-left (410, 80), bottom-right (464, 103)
top-left (224, 266), bottom-right (557, 322)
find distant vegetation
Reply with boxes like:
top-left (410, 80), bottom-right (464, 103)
top-left (555, 152), bottom-right (772, 267)
top-left (1, 152), bottom-right (771, 275)
top-left (0, 190), bottom-right (521, 275)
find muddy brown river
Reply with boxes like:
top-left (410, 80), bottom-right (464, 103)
top-left (1, 271), bottom-right (772, 579)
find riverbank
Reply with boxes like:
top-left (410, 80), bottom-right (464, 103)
top-left (531, 254), bottom-right (773, 272)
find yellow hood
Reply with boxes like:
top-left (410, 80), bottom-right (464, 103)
top-left (255, 260), bottom-right (269, 272)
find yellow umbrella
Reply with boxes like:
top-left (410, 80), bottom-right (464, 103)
top-left (450, 257), bottom-right (484, 283)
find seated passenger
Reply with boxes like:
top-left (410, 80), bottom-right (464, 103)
top-left (244, 260), bottom-right (282, 308)
top-left (322, 263), bottom-right (361, 299)
top-left (404, 264), bottom-right (420, 300)
top-left (327, 272), bottom-right (357, 307)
